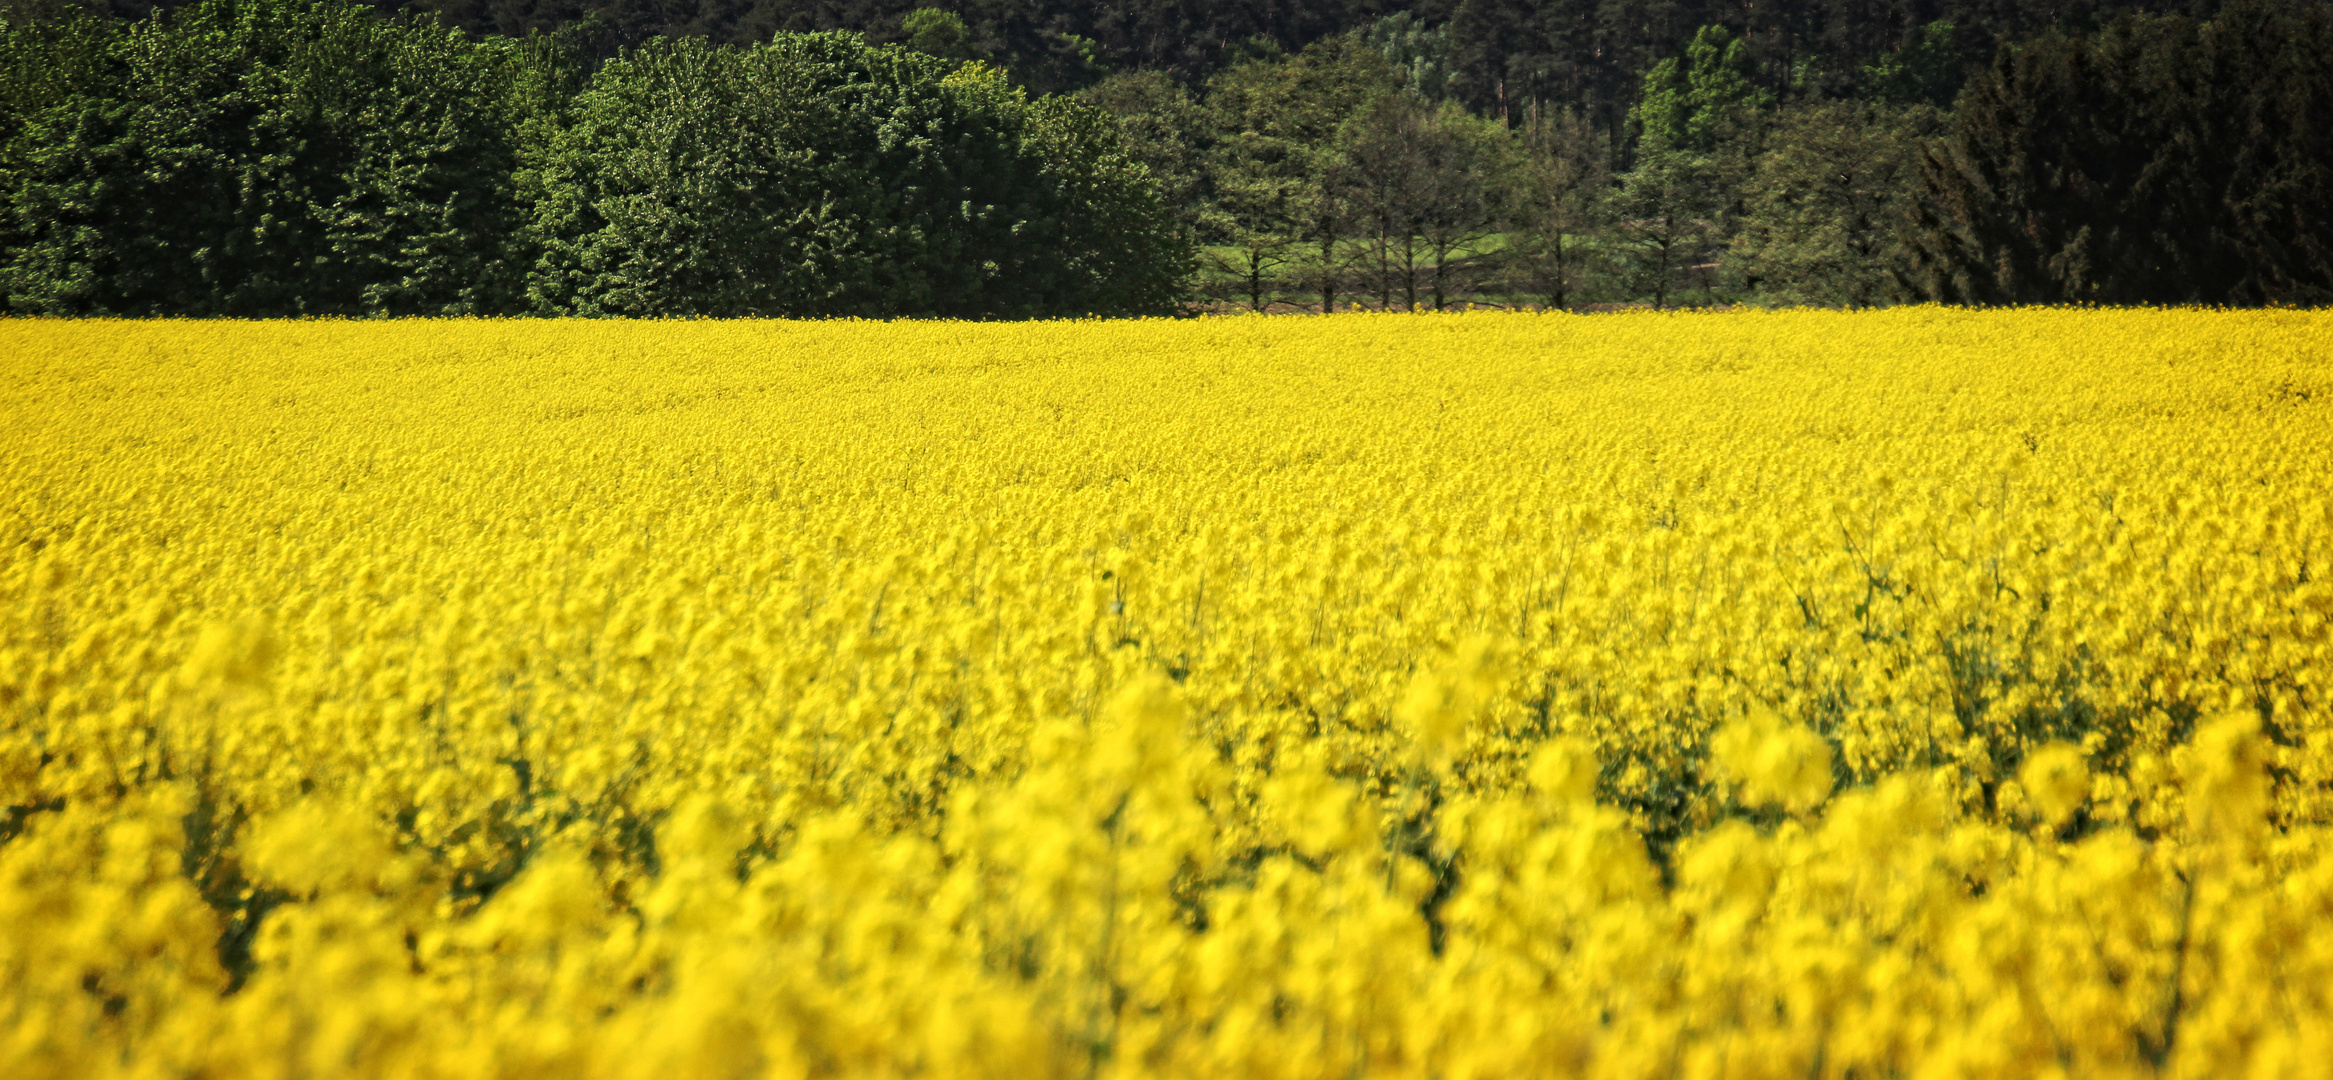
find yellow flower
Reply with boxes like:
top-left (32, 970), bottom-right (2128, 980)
top-left (1711, 707), bottom-right (1835, 814)
top-left (1528, 736), bottom-right (1599, 807)
top-left (2018, 742), bottom-right (2090, 828)
top-left (3, 309), bottom-right (2328, 1078)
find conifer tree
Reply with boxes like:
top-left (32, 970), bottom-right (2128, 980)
top-left (1902, 0), bottom-right (2333, 305)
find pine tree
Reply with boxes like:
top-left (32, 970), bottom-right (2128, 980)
top-left (1902, 0), bottom-right (2333, 306)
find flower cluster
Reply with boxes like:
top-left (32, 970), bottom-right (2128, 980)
top-left (3, 309), bottom-right (2330, 1078)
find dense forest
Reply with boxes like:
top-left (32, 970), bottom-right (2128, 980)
top-left (3, 0), bottom-right (2329, 314)
top-left (7, 0), bottom-right (2244, 98)
top-left (1096, 0), bottom-right (2333, 309)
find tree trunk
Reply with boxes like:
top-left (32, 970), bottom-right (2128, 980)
top-left (1376, 219), bottom-right (1393, 310)
top-left (1549, 230), bottom-right (1567, 311)
top-left (1431, 237), bottom-right (1450, 310)
top-left (1319, 230), bottom-right (1337, 313)
top-left (1401, 233), bottom-right (1419, 310)
top-left (1653, 229), bottom-right (1670, 310)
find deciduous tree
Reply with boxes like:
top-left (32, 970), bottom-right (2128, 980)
top-left (1730, 99), bottom-right (1940, 306)
top-left (1507, 102), bottom-right (1608, 310)
top-left (0, 0), bottom-right (528, 315)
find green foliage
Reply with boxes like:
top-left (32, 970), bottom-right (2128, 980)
top-left (1903, 0), bottom-right (2333, 305)
top-left (530, 35), bottom-right (1184, 318)
top-left (1605, 145), bottom-right (1718, 309)
top-left (1362, 12), bottom-right (1456, 101)
top-left (1860, 21), bottom-right (1965, 109)
top-left (1200, 32), bottom-right (1398, 309)
top-left (1075, 70), bottom-right (1207, 233)
top-left (0, 2), bottom-right (1190, 319)
top-left (1198, 127), bottom-right (1300, 309)
top-left (0, 0), bottom-right (99, 26)
top-left (900, 7), bottom-right (972, 62)
top-left (1507, 104), bottom-right (1609, 310)
top-left (1340, 94), bottom-right (1510, 310)
top-left (1607, 26), bottom-right (1769, 308)
top-left (1014, 94), bottom-right (1191, 315)
top-left (1633, 25), bottom-right (1770, 153)
top-left (1632, 58), bottom-right (1688, 147)
top-left (1021, 28), bottom-right (1108, 92)
top-left (13, 2), bottom-right (2325, 316)
top-left (1730, 100), bottom-right (1942, 307)
top-left (0, 0), bottom-right (526, 315)
top-left (528, 35), bottom-right (981, 317)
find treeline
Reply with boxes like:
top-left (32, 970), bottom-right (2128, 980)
top-left (5, 0), bottom-right (2330, 315)
top-left (2, 0), bottom-right (2247, 101)
top-left (0, 0), bottom-right (1184, 317)
top-left (1093, 0), bottom-right (2333, 310)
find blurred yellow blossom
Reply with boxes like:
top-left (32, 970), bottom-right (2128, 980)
top-left (1711, 707), bottom-right (1836, 814)
top-left (2020, 743), bottom-right (2091, 829)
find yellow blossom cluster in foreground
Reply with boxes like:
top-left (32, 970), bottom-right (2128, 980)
top-left (4, 310), bottom-right (2332, 1079)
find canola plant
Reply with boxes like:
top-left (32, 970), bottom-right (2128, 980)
top-left (3, 310), bottom-right (2331, 1079)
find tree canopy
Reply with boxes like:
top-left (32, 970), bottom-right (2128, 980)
top-left (7, 0), bottom-right (2328, 314)
top-left (0, 0), bottom-right (1189, 316)
top-left (1902, 0), bottom-right (2333, 305)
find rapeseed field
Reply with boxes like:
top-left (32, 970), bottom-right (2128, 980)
top-left (3, 309), bottom-right (2331, 1079)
